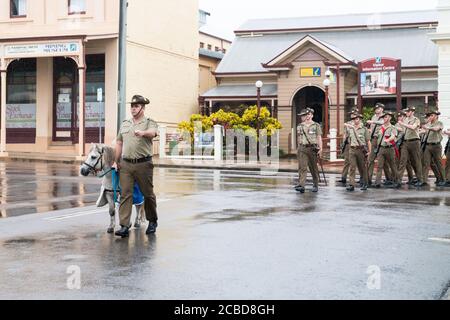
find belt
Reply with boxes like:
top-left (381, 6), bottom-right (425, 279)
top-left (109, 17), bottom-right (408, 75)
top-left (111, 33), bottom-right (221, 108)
top-left (350, 146), bottom-right (366, 149)
top-left (426, 142), bottom-right (441, 146)
top-left (381, 145), bottom-right (393, 148)
top-left (122, 156), bottom-right (152, 164)
top-left (405, 138), bottom-right (420, 142)
top-left (300, 144), bottom-right (318, 148)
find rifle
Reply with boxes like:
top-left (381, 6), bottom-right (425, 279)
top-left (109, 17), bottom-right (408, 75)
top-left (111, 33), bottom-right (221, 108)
top-left (421, 129), bottom-right (431, 153)
top-left (445, 139), bottom-right (450, 155)
top-left (374, 129), bottom-right (384, 158)
top-left (318, 156), bottom-right (328, 186)
top-left (340, 136), bottom-right (349, 155)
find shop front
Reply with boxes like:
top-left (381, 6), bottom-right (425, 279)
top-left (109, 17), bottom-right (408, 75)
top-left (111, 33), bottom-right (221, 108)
top-left (0, 37), bottom-right (117, 159)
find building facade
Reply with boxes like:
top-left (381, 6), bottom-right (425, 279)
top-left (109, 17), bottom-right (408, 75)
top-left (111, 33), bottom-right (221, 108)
top-left (202, 10), bottom-right (440, 154)
top-left (431, 0), bottom-right (450, 133)
top-left (199, 31), bottom-right (231, 95)
top-left (0, 0), bottom-right (199, 159)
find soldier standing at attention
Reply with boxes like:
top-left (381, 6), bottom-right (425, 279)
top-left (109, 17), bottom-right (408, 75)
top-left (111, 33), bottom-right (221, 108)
top-left (421, 110), bottom-right (446, 187)
top-left (295, 108), bottom-right (323, 194)
top-left (396, 106), bottom-right (425, 187)
top-left (113, 95), bottom-right (159, 238)
top-left (367, 103), bottom-right (392, 186)
top-left (395, 111), bottom-right (415, 185)
top-left (443, 128), bottom-right (450, 187)
top-left (374, 111), bottom-right (399, 188)
top-left (344, 113), bottom-right (371, 192)
top-left (338, 109), bottom-right (359, 185)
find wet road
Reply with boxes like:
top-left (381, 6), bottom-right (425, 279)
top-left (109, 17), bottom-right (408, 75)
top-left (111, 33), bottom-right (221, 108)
top-left (0, 162), bottom-right (450, 299)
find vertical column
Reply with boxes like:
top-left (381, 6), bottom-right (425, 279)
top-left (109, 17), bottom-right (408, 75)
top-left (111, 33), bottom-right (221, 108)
top-left (0, 66), bottom-right (7, 156)
top-left (214, 125), bottom-right (223, 161)
top-left (159, 125), bottom-right (167, 158)
top-left (78, 66), bottom-right (86, 157)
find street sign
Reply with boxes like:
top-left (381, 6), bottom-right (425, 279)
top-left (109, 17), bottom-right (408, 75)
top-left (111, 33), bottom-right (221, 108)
top-left (300, 67), bottom-right (321, 77)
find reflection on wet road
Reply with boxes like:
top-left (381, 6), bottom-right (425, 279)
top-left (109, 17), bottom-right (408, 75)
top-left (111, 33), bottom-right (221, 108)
top-left (0, 162), bottom-right (450, 299)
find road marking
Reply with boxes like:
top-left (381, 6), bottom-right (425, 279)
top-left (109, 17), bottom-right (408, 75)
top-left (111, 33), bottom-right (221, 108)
top-left (44, 198), bottom-right (172, 221)
top-left (428, 237), bottom-right (450, 244)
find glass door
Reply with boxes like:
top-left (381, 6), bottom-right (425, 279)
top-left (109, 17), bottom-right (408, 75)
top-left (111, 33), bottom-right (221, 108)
top-left (53, 58), bottom-right (78, 143)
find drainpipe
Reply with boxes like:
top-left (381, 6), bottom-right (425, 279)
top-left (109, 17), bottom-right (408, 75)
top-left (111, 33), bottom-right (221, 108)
top-left (117, 0), bottom-right (128, 131)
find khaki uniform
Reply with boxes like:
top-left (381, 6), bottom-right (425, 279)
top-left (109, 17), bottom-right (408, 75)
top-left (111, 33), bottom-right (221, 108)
top-left (368, 114), bottom-right (392, 183)
top-left (422, 121), bottom-right (445, 183)
top-left (117, 117), bottom-right (159, 227)
top-left (297, 122), bottom-right (322, 187)
top-left (445, 138), bottom-right (450, 182)
top-left (375, 124), bottom-right (398, 185)
top-left (341, 122), bottom-right (352, 180)
top-left (398, 116), bottom-right (423, 184)
top-left (347, 123), bottom-right (370, 187)
top-left (395, 123), bottom-right (414, 182)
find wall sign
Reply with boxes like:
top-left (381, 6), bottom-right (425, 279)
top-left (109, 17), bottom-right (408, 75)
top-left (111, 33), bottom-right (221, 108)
top-left (300, 67), bottom-right (321, 77)
top-left (5, 43), bottom-right (80, 57)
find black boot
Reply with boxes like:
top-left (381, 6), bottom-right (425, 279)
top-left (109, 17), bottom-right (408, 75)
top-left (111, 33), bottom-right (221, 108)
top-left (311, 186), bottom-right (319, 193)
top-left (337, 178), bottom-right (347, 184)
top-left (346, 185), bottom-right (355, 192)
top-left (115, 226), bottom-right (129, 238)
top-left (146, 222), bottom-right (158, 234)
top-left (295, 186), bottom-right (306, 193)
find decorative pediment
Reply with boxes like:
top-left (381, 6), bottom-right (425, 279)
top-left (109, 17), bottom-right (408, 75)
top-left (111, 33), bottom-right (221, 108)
top-left (293, 48), bottom-right (328, 62)
top-left (262, 35), bottom-right (355, 70)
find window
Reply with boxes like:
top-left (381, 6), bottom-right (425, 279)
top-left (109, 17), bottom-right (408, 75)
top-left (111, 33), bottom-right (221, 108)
top-left (10, 0), bottom-right (27, 18)
top-left (200, 42), bottom-right (205, 49)
top-left (68, 0), bottom-right (86, 15)
top-left (215, 46), bottom-right (220, 52)
top-left (223, 49), bottom-right (227, 54)
top-left (207, 44), bottom-right (212, 50)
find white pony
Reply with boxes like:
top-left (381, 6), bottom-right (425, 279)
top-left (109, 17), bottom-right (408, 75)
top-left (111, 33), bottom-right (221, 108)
top-left (80, 143), bottom-right (146, 233)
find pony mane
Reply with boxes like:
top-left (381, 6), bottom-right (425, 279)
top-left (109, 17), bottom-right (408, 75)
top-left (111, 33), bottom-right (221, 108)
top-left (95, 144), bottom-right (115, 167)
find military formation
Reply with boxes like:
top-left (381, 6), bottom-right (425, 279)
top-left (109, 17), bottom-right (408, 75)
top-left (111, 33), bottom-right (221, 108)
top-left (295, 103), bottom-right (450, 193)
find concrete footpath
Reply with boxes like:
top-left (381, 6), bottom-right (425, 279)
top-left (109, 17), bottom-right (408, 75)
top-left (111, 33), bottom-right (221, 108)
top-left (153, 157), bottom-right (344, 174)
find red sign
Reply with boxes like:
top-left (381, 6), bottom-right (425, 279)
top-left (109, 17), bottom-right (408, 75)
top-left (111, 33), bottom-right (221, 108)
top-left (360, 57), bottom-right (399, 73)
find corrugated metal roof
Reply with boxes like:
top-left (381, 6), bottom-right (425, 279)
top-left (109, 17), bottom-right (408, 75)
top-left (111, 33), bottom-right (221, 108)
top-left (216, 27), bottom-right (438, 73)
top-left (202, 84), bottom-right (278, 98)
top-left (236, 10), bottom-right (437, 32)
top-left (348, 79), bottom-right (438, 95)
top-left (199, 48), bottom-right (224, 60)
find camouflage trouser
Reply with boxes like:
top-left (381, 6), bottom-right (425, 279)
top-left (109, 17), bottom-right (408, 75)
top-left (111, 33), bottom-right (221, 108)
top-left (446, 150), bottom-right (450, 182)
top-left (341, 144), bottom-right (350, 179)
top-left (375, 146), bottom-right (398, 186)
top-left (297, 145), bottom-right (319, 187)
top-left (349, 147), bottom-right (368, 187)
top-left (398, 140), bottom-right (423, 184)
top-left (368, 138), bottom-right (392, 183)
top-left (422, 144), bottom-right (445, 183)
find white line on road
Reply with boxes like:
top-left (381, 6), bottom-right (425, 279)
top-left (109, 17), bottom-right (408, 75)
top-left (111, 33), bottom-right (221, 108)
top-left (428, 237), bottom-right (450, 244)
top-left (44, 198), bottom-right (172, 221)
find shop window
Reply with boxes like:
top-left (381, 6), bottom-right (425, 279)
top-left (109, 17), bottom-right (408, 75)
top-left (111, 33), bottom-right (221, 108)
top-left (10, 0), bottom-right (27, 18)
top-left (68, 0), bottom-right (86, 15)
top-left (6, 58), bottom-right (36, 144)
top-left (85, 54), bottom-right (105, 143)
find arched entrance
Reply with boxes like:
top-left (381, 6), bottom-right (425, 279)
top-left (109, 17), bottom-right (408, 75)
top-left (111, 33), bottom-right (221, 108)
top-left (293, 86), bottom-right (325, 126)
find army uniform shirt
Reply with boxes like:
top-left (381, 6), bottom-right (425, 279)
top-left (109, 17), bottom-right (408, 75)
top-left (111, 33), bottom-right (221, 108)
top-left (425, 121), bottom-right (444, 144)
top-left (403, 116), bottom-right (421, 140)
top-left (377, 124), bottom-right (397, 147)
top-left (297, 122), bottom-right (322, 145)
top-left (117, 117), bottom-right (159, 159)
top-left (348, 124), bottom-right (370, 147)
top-left (370, 114), bottom-right (384, 138)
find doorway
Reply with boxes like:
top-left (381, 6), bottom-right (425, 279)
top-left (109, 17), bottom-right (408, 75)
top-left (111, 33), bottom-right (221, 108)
top-left (53, 57), bottom-right (78, 143)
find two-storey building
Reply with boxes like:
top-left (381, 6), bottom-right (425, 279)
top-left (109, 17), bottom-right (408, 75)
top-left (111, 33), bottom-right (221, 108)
top-left (0, 0), bottom-right (199, 160)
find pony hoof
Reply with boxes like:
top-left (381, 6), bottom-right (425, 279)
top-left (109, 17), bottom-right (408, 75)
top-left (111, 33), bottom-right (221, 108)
top-left (107, 228), bottom-right (114, 234)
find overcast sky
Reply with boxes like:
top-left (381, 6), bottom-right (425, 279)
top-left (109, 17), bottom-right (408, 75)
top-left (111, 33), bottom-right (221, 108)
top-left (199, 0), bottom-right (439, 40)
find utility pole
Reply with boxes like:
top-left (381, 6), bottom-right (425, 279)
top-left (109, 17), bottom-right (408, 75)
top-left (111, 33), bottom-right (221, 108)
top-left (117, 0), bottom-right (128, 131)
